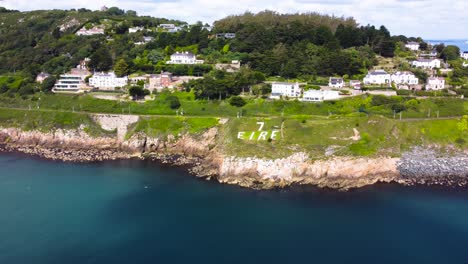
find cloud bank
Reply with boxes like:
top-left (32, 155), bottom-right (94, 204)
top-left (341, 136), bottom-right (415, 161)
top-left (1, 0), bottom-right (466, 39)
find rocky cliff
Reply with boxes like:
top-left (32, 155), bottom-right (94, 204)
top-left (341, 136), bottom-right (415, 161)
top-left (0, 115), bottom-right (466, 190)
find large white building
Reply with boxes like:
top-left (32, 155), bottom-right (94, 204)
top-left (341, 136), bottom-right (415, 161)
top-left (52, 74), bottom-right (86, 93)
top-left (302, 90), bottom-right (340, 102)
top-left (270, 82), bottom-right (301, 99)
top-left (412, 58), bottom-right (441, 69)
top-left (167, 52), bottom-right (204, 64)
top-left (425, 77), bottom-right (445, 90)
top-left (391, 71), bottom-right (419, 85)
top-left (405, 41), bottom-right (420, 51)
top-left (363, 70), bottom-right (391, 85)
top-left (89, 72), bottom-right (128, 90)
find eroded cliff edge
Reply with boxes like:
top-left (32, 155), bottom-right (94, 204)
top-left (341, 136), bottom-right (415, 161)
top-left (0, 114), bottom-right (466, 190)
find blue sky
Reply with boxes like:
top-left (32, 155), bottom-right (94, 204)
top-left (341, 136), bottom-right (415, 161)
top-left (2, 0), bottom-right (466, 39)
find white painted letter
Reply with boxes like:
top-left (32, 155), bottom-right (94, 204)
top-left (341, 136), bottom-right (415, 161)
top-left (258, 131), bottom-right (268, 141)
top-left (271, 130), bottom-right (280, 140)
top-left (249, 132), bottom-right (256, 141)
top-left (237, 132), bottom-right (245, 139)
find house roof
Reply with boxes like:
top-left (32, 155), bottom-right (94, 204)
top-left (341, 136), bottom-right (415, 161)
top-left (392, 71), bottom-right (415, 76)
top-left (272, 82), bottom-right (298, 85)
top-left (406, 41), bottom-right (419, 45)
top-left (416, 58), bottom-right (439, 62)
top-left (368, 70), bottom-right (389, 75)
top-left (329, 77), bottom-right (343, 84)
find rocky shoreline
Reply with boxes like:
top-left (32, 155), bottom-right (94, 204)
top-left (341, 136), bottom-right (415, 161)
top-left (0, 126), bottom-right (467, 191)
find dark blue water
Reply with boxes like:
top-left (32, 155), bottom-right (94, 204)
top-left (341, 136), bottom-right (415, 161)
top-left (1, 153), bottom-right (468, 264)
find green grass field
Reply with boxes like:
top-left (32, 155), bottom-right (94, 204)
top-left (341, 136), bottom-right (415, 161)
top-left (0, 92), bottom-right (465, 119)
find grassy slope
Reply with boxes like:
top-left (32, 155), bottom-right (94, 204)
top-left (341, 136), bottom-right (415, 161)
top-left (0, 109), bottom-right (114, 137)
top-left (126, 116), bottom-right (219, 139)
top-left (220, 115), bottom-right (467, 159)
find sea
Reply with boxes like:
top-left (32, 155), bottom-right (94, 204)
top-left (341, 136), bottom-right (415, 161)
top-left (426, 39), bottom-right (468, 52)
top-left (0, 152), bottom-right (468, 264)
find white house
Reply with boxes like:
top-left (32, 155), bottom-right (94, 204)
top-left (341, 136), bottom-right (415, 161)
top-left (461, 51), bottom-right (468, 60)
top-left (425, 77), bottom-right (445, 90)
top-left (129, 26), bottom-right (144, 33)
top-left (270, 82), bottom-right (301, 99)
top-left (167, 52), bottom-right (204, 64)
top-left (53, 74), bottom-right (86, 93)
top-left (412, 58), bottom-right (441, 69)
top-left (405, 41), bottom-right (420, 51)
top-left (159, 24), bottom-right (176, 30)
top-left (363, 70), bottom-right (391, 85)
top-left (391, 71), bottom-right (419, 85)
top-left (328, 77), bottom-right (344, 88)
top-left (302, 90), bottom-right (340, 102)
top-left (349, 80), bottom-right (361, 90)
top-left (89, 72), bottom-right (128, 90)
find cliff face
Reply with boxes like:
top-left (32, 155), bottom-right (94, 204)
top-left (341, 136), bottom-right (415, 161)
top-left (217, 153), bottom-right (399, 190)
top-left (0, 115), bottom-right (466, 190)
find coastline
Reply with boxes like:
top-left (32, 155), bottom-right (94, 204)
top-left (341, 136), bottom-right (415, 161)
top-left (1, 126), bottom-right (467, 191)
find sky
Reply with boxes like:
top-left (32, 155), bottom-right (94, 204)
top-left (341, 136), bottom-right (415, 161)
top-left (1, 0), bottom-right (466, 39)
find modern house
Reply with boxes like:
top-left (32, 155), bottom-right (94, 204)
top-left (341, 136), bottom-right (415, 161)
top-left (52, 74), bottom-right (86, 93)
top-left (363, 70), bottom-right (391, 85)
top-left (328, 77), bottom-right (344, 88)
top-left (461, 51), bottom-right (468, 60)
top-left (89, 72), bottom-right (128, 90)
top-left (302, 90), bottom-right (340, 102)
top-left (167, 52), bottom-right (204, 64)
top-left (391, 71), bottom-right (419, 85)
top-left (270, 82), bottom-right (301, 99)
top-left (425, 77), bottom-right (445, 90)
top-left (76, 26), bottom-right (105, 36)
top-left (215, 60), bottom-right (241, 73)
top-left (349, 80), bottom-right (361, 90)
top-left (36, 72), bottom-right (51, 83)
top-left (159, 24), bottom-right (181, 32)
top-left (412, 58), bottom-right (441, 69)
top-left (405, 42), bottom-right (420, 51)
top-left (135, 36), bottom-right (154, 45)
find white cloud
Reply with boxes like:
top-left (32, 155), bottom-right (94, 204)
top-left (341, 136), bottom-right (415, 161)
top-left (1, 0), bottom-right (466, 39)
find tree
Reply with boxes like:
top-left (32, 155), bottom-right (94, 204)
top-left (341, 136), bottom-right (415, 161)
top-left (229, 96), bottom-right (246, 107)
top-left (166, 96), bottom-right (181, 109)
top-left (41, 76), bottom-right (57, 92)
top-left (89, 47), bottom-right (113, 72)
top-left (128, 86), bottom-right (149, 99)
top-left (441, 45), bottom-right (460, 61)
top-left (114, 59), bottom-right (129, 77)
top-left (52, 27), bottom-right (61, 39)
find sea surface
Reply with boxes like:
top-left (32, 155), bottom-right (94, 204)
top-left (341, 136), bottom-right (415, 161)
top-left (426, 39), bottom-right (468, 52)
top-left (1, 153), bottom-right (468, 264)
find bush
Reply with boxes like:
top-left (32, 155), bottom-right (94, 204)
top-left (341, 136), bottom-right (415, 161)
top-left (165, 96), bottom-right (181, 109)
top-left (391, 103), bottom-right (407, 113)
top-left (229, 96), bottom-right (246, 107)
